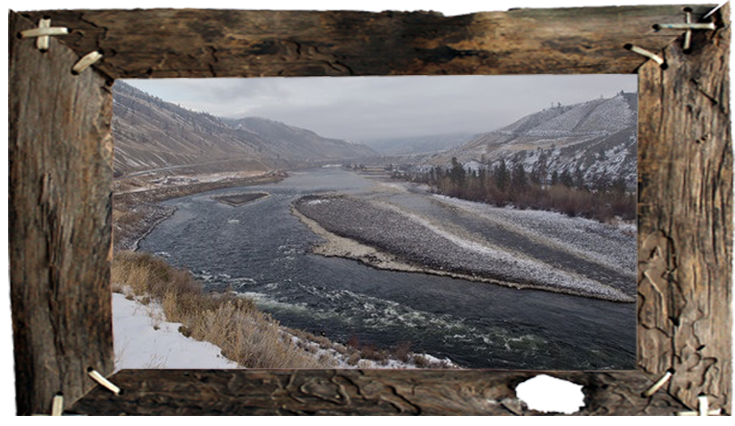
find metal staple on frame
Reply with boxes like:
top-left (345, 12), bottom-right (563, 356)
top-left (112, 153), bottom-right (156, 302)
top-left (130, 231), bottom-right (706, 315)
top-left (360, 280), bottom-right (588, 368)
top-left (676, 395), bottom-right (722, 416)
top-left (623, 44), bottom-right (667, 69)
top-left (19, 17), bottom-right (103, 75)
top-left (88, 369), bottom-right (122, 395)
top-left (51, 394), bottom-right (64, 416)
top-left (683, 8), bottom-right (693, 52)
top-left (644, 371), bottom-right (722, 416)
top-left (642, 369), bottom-right (673, 397)
top-left (72, 51), bottom-right (104, 74)
top-left (653, 6), bottom-right (717, 52)
top-left (703, 3), bottom-right (725, 19)
top-left (34, 18), bottom-right (52, 51)
top-left (19, 26), bottom-right (70, 37)
top-left (624, 6), bottom-right (719, 69)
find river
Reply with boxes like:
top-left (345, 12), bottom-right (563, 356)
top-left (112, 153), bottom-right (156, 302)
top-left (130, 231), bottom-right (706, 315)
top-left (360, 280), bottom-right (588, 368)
top-left (139, 167), bottom-right (636, 370)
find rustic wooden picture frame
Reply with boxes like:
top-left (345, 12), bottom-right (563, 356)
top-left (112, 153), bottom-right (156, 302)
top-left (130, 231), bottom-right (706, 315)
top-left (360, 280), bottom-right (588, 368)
top-left (8, 4), bottom-right (732, 415)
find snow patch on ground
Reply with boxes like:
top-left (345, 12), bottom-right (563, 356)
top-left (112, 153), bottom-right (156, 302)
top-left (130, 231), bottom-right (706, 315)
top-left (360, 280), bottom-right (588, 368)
top-left (113, 291), bottom-right (454, 370)
top-left (432, 194), bottom-right (636, 274)
top-left (379, 201), bottom-right (631, 301)
top-left (112, 293), bottom-right (241, 370)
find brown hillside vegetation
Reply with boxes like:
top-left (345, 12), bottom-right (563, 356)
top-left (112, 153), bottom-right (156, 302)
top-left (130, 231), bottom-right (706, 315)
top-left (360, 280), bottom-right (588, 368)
top-left (111, 251), bottom-right (328, 368)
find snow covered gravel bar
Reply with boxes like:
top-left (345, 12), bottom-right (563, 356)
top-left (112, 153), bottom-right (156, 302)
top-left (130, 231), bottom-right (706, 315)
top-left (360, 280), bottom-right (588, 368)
top-left (293, 194), bottom-right (635, 303)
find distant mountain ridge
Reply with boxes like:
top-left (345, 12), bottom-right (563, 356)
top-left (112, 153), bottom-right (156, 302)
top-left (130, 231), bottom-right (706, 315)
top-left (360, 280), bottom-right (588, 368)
top-left (112, 82), bottom-right (375, 176)
top-left (427, 92), bottom-right (638, 187)
top-left (229, 117), bottom-right (375, 161)
top-left (360, 132), bottom-right (477, 156)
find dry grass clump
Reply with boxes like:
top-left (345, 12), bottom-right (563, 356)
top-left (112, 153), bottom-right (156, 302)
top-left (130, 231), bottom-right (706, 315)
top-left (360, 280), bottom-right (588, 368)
top-left (112, 250), bottom-right (330, 369)
top-left (394, 341), bottom-right (412, 363)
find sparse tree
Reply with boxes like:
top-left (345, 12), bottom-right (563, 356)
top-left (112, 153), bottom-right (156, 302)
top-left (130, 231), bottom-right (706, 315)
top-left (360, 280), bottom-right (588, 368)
top-left (511, 163), bottom-right (528, 191)
top-left (611, 175), bottom-right (628, 194)
top-left (550, 170), bottom-right (559, 186)
top-left (494, 160), bottom-right (509, 191)
top-left (560, 169), bottom-right (574, 188)
top-left (449, 157), bottom-right (466, 188)
top-left (595, 171), bottom-right (611, 193)
top-left (574, 168), bottom-right (586, 191)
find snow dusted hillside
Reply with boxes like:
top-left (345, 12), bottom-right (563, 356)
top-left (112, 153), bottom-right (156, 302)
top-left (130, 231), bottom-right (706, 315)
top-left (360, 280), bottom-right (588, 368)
top-left (428, 92), bottom-right (637, 187)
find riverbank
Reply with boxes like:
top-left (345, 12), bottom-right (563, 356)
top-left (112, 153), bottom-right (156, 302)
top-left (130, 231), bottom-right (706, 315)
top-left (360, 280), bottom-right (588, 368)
top-left (113, 171), bottom-right (287, 251)
top-left (112, 251), bottom-right (458, 369)
top-left (293, 194), bottom-right (635, 303)
top-left (213, 192), bottom-right (269, 207)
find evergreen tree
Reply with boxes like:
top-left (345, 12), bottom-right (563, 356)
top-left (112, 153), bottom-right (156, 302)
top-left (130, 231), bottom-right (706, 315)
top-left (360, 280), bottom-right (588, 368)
top-left (449, 157), bottom-right (466, 188)
top-left (478, 167), bottom-right (487, 190)
top-left (611, 175), bottom-right (628, 194)
top-left (494, 160), bottom-right (509, 191)
top-left (511, 163), bottom-right (528, 190)
top-left (574, 168), bottom-right (586, 190)
top-left (595, 171), bottom-right (611, 193)
top-left (560, 169), bottom-right (574, 188)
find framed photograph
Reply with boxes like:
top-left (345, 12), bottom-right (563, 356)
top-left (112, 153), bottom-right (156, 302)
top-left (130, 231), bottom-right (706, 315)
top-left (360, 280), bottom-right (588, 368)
top-left (6, 0), bottom-right (731, 416)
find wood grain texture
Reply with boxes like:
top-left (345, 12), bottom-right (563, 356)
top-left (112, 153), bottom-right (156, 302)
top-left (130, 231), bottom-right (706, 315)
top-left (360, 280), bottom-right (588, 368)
top-left (67, 370), bottom-right (689, 416)
top-left (9, 12), bottom-right (115, 416)
top-left (73, 370), bottom-right (533, 415)
top-left (637, 6), bottom-right (732, 414)
top-left (8, 3), bottom-right (731, 416)
top-left (20, 5), bottom-right (714, 79)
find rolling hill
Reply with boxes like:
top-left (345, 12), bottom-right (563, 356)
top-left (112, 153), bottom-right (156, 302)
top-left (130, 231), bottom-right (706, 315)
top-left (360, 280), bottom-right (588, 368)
top-left (426, 92), bottom-right (638, 187)
top-left (112, 81), bottom-right (375, 176)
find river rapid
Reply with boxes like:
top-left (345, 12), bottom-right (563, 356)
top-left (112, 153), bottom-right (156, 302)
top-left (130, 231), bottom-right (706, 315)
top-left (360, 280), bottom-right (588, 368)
top-left (139, 167), bottom-right (636, 370)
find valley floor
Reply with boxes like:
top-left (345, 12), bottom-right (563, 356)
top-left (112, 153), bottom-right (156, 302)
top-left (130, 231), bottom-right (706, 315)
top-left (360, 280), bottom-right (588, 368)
top-left (111, 169), bottom-right (458, 369)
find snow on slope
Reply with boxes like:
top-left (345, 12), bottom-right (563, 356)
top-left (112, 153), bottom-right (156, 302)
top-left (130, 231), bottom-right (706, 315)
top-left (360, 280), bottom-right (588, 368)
top-left (428, 93), bottom-right (638, 187)
top-left (113, 292), bottom-right (456, 370)
top-left (113, 293), bottom-right (240, 370)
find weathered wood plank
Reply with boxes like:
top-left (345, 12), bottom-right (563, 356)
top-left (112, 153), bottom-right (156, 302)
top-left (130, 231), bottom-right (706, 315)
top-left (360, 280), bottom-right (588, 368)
top-left (8, 12), bottom-right (115, 415)
top-left (7, 4), bottom-right (731, 416)
top-left (67, 370), bottom-right (533, 415)
top-left (67, 370), bottom-right (688, 416)
top-left (637, 5), bottom-right (732, 414)
top-left (20, 5), bottom-right (714, 79)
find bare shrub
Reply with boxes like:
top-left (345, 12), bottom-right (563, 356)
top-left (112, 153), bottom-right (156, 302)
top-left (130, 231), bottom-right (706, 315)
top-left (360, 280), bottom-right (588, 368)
top-left (318, 353), bottom-right (337, 367)
top-left (313, 335), bottom-right (332, 348)
top-left (412, 354), bottom-right (432, 369)
top-left (357, 359), bottom-right (373, 368)
top-left (360, 344), bottom-right (389, 363)
top-left (346, 352), bottom-right (361, 366)
top-left (333, 343), bottom-right (349, 355)
top-left (394, 341), bottom-right (412, 363)
top-left (347, 335), bottom-right (360, 349)
top-left (178, 325), bottom-right (192, 338)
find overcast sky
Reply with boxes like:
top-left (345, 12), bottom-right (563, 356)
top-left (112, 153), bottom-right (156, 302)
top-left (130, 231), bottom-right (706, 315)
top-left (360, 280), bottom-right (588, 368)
top-left (122, 75), bottom-right (636, 141)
